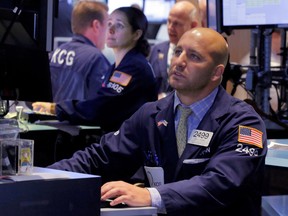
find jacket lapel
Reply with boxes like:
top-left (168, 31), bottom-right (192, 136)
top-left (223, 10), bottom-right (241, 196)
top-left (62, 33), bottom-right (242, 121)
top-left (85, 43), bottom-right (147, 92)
top-left (154, 93), bottom-right (180, 183)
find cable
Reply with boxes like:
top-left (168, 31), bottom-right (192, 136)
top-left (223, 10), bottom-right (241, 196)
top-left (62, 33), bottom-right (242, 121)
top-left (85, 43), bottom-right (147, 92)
top-left (0, 0), bottom-right (25, 45)
top-left (0, 98), bottom-right (9, 117)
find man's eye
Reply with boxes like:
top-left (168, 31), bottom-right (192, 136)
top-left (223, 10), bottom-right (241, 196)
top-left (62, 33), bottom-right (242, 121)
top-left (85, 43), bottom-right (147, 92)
top-left (174, 49), bottom-right (182, 56)
top-left (187, 53), bottom-right (200, 61)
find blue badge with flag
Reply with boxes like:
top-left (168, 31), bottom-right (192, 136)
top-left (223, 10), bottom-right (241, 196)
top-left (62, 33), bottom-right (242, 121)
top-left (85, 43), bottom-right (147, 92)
top-left (110, 71), bottom-right (132, 86)
top-left (238, 125), bottom-right (263, 148)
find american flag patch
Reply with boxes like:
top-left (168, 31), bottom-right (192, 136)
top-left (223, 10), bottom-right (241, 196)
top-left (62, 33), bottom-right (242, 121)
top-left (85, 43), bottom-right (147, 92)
top-left (109, 71), bottom-right (132, 86)
top-left (238, 125), bottom-right (263, 148)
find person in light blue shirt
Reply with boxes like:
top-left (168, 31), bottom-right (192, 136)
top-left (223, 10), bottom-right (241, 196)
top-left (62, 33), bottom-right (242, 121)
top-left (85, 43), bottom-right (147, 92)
top-left (46, 27), bottom-right (267, 216)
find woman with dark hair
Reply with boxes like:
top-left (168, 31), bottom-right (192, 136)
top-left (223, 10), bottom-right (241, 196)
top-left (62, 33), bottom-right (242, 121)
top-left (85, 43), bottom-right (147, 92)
top-left (107, 7), bottom-right (151, 58)
top-left (33, 7), bottom-right (158, 133)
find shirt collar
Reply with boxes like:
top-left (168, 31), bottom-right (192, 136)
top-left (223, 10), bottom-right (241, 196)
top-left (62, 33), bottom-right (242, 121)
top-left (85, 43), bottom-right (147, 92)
top-left (174, 87), bottom-right (219, 120)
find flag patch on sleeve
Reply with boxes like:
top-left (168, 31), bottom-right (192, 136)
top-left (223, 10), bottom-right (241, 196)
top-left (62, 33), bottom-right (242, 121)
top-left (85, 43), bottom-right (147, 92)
top-left (109, 71), bottom-right (132, 86)
top-left (238, 125), bottom-right (263, 148)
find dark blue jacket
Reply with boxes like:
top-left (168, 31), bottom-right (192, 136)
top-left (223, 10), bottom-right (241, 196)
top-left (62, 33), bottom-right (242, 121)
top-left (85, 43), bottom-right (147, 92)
top-left (50, 86), bottom-right (267, 216)
top-left (50, 34), bottom-right (111, 102)
top-left (56, 48), bottom-right (157, 132)
top-left (148, 41), bottom-right (172, 94)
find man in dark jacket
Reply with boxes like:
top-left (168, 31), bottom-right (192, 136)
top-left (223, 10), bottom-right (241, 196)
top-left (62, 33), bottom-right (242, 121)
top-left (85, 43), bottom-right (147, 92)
top-left (47, 28), bottom-right (267, 216)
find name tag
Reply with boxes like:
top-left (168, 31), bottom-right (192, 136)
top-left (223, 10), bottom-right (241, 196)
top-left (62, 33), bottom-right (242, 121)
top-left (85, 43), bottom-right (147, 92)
top-left (188, 129), bottom-right (213, 147)
top-left (144, 166), bottom-right (164, 187)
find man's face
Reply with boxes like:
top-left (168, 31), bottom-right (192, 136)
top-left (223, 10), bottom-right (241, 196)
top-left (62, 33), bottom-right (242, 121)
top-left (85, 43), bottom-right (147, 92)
top-left (168, 30), bottom-right (218, 95)
top-left (167, 9), bottom-right (193, 45)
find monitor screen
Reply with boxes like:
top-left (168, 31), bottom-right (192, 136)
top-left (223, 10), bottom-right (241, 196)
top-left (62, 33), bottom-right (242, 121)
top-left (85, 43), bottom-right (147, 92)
top-left (0, 45), bottom-right (53, 103)
top-left (0, 0), bottom-right (55, 52)
top-left (207, 0), bottom-right (288, 34)
top-left (0, 0), bottom-right (55, 111)
top-left (144, 0), bottom-right (175, 23)
top-left (222, 0), bottom-right (288, 29)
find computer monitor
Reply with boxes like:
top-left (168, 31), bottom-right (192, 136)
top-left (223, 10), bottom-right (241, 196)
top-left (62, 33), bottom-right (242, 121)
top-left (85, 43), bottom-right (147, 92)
top-left (0, 45), bottom-right (53, 102)
top-left (207, 0), bottom-right (288, 34)
top-left (143, 0), bottom-right (175, 24)
top-left (222, 0), bottom-right (288, 29)
top-left (0, 0), bottom-right (55, 52)
top-left (0, 0), bottom-right (55, 116)
top-left (0, 167), bottom-right (101, 216)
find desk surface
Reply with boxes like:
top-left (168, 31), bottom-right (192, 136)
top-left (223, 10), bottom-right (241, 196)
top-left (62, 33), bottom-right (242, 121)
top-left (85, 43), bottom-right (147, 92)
top-left (1, 167), bottom-right (102, 216)
top-left (32, 166), bottom-right (100, 179)
top-left (34, 168), bottom-right (157, 216)
top-left (266, 139), bottom-right (288, 168)
top-left (101, 207), bottom-right (157, 216)
top-left (30, 168), bottom-right (157, 216)
top-left (20, 120), bottom-right (101, 136)
top-left (25, 120), bottom-right (100, 131)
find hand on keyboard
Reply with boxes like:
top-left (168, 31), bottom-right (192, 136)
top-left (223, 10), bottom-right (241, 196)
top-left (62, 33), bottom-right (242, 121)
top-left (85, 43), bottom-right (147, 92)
top-left (32, 102), bottom-right (55, 115)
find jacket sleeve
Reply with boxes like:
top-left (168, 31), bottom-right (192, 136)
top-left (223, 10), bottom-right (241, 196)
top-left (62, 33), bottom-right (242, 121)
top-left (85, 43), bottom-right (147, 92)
top-left (55, 53), bottom-right (157, 131)
top-left (48, 104), bottom-right (151, 184)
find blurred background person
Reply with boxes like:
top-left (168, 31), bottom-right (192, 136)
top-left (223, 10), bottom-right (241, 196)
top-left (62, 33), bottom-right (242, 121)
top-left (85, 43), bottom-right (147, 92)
top-left (176, 0), bottom-right (207, 27)
top-left (148, 1), bottom-right (202, 99)
top-left (50, 1), bottom-right (110, 102)
top-left (130, 3), bottom-right (142, 10)
top-left (198, 0), bottom-right (207, 27)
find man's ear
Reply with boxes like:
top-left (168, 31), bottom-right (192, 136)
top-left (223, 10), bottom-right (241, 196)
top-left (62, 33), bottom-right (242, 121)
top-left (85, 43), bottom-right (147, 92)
top-left (212, 64), bottom-right (225, 81)
top-left (91, 19), bottom-right (101, 32)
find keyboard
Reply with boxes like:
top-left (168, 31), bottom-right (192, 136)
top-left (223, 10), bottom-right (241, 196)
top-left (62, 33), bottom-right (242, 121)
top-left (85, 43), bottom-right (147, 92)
top-left (26, 111), bottom-right (57, 123)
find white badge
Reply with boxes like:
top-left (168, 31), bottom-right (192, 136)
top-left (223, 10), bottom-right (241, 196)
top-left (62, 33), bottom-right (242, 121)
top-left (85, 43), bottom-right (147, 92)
top-left (144, 166), bottom-right (164, 187)
top-left (188, 129), bottom-right (213, 147)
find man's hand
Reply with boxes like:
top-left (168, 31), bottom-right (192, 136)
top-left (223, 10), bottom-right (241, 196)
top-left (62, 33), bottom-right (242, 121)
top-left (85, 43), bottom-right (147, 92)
top-left (32, 102), bottom-right (56, 115)
top-left (101, 181), bottom-right (152, 207)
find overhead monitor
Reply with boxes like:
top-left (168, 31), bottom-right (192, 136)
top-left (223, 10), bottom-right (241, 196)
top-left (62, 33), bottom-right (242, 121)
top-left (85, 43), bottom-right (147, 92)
top-left (207, 0), bottom-right (288, 34)
top-left (0, 0), bottom-right (55, 116)
top-left (222, 0), bottom-right (288, 29)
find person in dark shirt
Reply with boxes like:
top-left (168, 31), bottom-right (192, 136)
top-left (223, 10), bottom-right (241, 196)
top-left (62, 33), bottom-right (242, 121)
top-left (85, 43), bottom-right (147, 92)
top-left (33, 7), bottom-right (157, 133)
top-left (148, 1), bottom-right (201, 99)
top-left (50, 1), bottom-right (111, 102)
